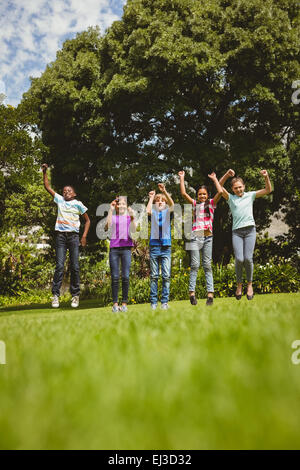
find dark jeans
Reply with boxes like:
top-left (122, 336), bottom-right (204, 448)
top-left (52, 232), bottom-right (80, 297)
top-left (109, 247), bottom-right (132, 303)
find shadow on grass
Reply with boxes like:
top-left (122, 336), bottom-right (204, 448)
top-left (0, 299), bottom-right (106, 316)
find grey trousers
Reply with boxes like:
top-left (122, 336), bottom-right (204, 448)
top-left (232, 225), bottom-right (256, 283)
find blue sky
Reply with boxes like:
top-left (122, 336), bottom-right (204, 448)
top-left (0, 0), bottom-right (126, 106)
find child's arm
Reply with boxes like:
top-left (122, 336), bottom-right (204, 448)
top-left (146, 191), bottom-right (156, 215)
top-left (42, 163), bottom-right (55, 197)
top-left (158, 183), bottom-right (174, 210)
top-left (80, 212), bottom-right (90, 246)
top-left (178, 171), bottom-right (194, 204)
top-left (105, 200), bottom-right (117, 230)
top-left (219, 169), bottom-right (235, 187)
top-left (218, 168), bottom-right (235, 201)
top-left (208, 173), bottom-right (223, 205)
top-left (127, 206), bottom-right (137, 233)
top-left (255, 170), bottom-right (272, 198)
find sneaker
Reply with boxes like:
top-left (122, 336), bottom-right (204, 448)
top-left (120, 305), bottom-right (128, 312)
top-left (206, 296), bottom-right (214, 306)
top-left (161, 303), bottom-right (169, 310)
top-left (51, 295), bottom-right (59, 308)
top-left (151, 304), bottom-right (157, 310)
top-left (190, 295), bottom-right (197, 306)
top-left (112, 305), bottom-right (120, 313)
top-left (71, 296), bottom-right (79, 308)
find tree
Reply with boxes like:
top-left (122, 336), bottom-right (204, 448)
top-left (22, 0), bottom-right (300, 260)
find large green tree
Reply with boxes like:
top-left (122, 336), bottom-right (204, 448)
top-left (22, 0), bottom-right (300, 260)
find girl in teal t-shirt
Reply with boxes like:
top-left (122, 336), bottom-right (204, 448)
top-left (222, 170), bottom-right (272, 300)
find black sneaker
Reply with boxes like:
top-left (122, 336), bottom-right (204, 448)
top-left (190, 295), bottom-right (197, 305)
top-left (206, 296), bottom-right (214, 306)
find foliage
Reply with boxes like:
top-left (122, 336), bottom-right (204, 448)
top-left (21, 1), bottom-right (300, 259)
top-left (0, 104), bottom-right (46, 231)
top-left (0, 234), bottom-right (55, 296)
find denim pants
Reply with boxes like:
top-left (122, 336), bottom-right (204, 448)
top-left (232, 225), bottom-right (256, 283)
top-left (52, 231), bottom-right (80, 297)
top-left (109, 247), bottom-right (132, 303)
top-left (188, 236), bottom-right (214, 293)
top-left (150, 245), bottom-right (171, 304)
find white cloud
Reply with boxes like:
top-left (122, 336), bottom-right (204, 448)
top-left (0, 0), bottom-right (126, 106)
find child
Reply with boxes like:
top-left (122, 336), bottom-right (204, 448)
top-left (105, 196), bottom-right (136, 313)
top-left (221, 170), bottom-right (272, 300)
top-left (42, 163), bottom-right (90, 308)
top-left (178, 169), bottom-right (234, 306)
top-left (147, 183), bottom-right (174, 310)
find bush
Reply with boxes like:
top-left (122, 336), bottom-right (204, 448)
top-left (80, 261), bottom-right (299, 306)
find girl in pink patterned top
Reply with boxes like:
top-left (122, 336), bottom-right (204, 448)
top-left (179, 169), bottom-right (235, 306)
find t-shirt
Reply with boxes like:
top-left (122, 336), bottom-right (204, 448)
top-left (54, 193), bottom-right (88, 233)
top-left (227, 191), bottom-right (256, 231)
top-left (148, 208), bottom-right (173, 246)
top-left (192, 198), bottom-right (216, 233)
top-left (110, 215), bottom-right (134, 248)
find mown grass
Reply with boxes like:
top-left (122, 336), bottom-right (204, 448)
top-left (0, 293), bottom-right (299, 450)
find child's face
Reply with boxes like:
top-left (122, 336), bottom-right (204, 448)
top-left (154, 195), bottom-right (167, 211)
top-left (63, 186), bottom-right (76, 201)
top-left (197, 189), bottom-right (208, 203)
top-left (232, 181), bottom-right (245, 197)
top-left (116, 198), bottom-right (127, 214)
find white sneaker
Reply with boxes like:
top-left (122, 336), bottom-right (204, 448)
top-left (161, 303), bottom-right (169, 310)
top-left (71, 296), bottom-right (79, 308)
top-left (52, 295), bottom-right (59, 308)
top-left (151, 303), bottom-right (157, 310)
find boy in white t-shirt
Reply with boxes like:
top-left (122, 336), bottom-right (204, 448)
top-left (42, 164), bottom-right (90, 308)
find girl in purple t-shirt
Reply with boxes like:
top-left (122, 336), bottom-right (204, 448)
top-left (105, 196), bottom-right (136, 313)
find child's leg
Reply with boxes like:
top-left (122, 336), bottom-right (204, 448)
top-left (161, 247), bottom-right (171, 304)
top-left (232, 229), bottom-right (244, 289)
top-left (202, 236), bottom-right (214, 297)
top-left (188, 238), bottom-right (200, 295)
top-left (109, 248), bottom-right (120, 304)
top-left (243, 226), bottom-right (256, 293)
top-left (68, 233), bottom-right (80, 297)
top-left (150, 246), bottom-right (160, 305)
top-left (52, 232), bottom-right (67, 296)
top-left (120, 247), bottom-right (132, 305)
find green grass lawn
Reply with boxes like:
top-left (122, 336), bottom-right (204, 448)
top-left (0, 293), bottom-right (300, 450)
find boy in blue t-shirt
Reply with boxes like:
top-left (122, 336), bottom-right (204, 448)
top-left (146, 183), bottom-right (174, 310)
top-left (42, 164), bottom-right (90, 308)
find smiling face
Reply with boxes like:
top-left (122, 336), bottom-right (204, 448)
top-left (232, 179), bottom-right (245, 197)
top-left (116, 197), bottom-right (127, 215)
top-left (154, 194), bottom-right (167, 211)
top-left (197, 187), bottom-right (209, 203)
top-left (63, 186), bottom-right (76, 201)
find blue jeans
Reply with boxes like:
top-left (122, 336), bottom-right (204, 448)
top-left (149, 245), bottom-right (171, 304)
top-left (188, 236), bottom-right (214, 293)
top-left (232, 225), bottom-right (256, 283)
top-left (109, 247), bottom-right (132, 303)
top-left (52, 231), bottom-right (80, 297)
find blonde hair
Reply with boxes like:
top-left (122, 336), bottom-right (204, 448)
top-left (154, 193), bottom-right (167, 203)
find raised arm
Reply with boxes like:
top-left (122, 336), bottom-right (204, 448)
top-left (146, 191), bottom-right (156, 215)
top-left (42, 163), bottom-right (55, 197)
top-left (255, 170), bottom-right (272, 198)
top-left (208, 172), bottom-right (223, 205)
top-left (105, 200), bottom-right (117, 230)
top-left (218, 169), bottom-right (235, 201)
top-left (158, 183), bottom-right (174, 211)
top-left (80, 212), bottom-right (90, 246)
top-left (178, 171), bottom-right (194, 204)
top-left (127, 206), bottom-right (137, 234)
